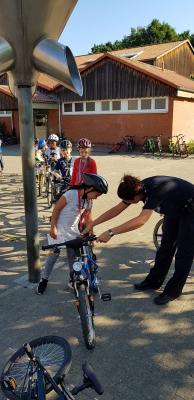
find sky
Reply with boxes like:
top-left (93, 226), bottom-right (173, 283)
top-left (60, 0), bottom-right (194, 56)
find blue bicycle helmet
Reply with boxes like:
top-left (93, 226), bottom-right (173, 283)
top-left (38, 138), bottom-right (46, 150)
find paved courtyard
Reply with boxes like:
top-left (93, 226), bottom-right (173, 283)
top-left (1, 146), bottom-right (194, 399)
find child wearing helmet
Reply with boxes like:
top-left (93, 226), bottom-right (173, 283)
top-left (45, 133), bottom-right (61, 160)
top-left (35, 138), bottom-right (47, 162)
top-left (70, 138), bottom-right (97, 185)
top-left (53, 139), bottom-right (75, 186)
top-left (36, 173), bottom-right (108, 295)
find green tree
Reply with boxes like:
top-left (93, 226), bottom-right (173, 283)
top-left (91, 19), bottom-right (193, 53)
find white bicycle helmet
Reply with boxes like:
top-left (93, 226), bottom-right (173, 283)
top-left (48, 134), bottom-right (59, 142)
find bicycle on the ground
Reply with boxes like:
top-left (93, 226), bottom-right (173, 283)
top-left (109, 135), bottom-right (135, 154)
top-left (42, 235), bottom-right (111, 350)
top-left (142, 136), bottom-right (155, 154)
top-left (0, 335), bottom-right (103, 399)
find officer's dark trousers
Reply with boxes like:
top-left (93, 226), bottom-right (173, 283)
top-left (145, 211), bottom-right (194, 297)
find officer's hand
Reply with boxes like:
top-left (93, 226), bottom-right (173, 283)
top-left (96, 231), bottom-right (111, 243)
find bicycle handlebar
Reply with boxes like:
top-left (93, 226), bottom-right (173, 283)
top-left (82, 362), bottom-right (104, 395)
top-left (71, 362), bottom-right (104, 396)
top-left (42, 235), bottom-right (97, 251)
top-left (172, 134), bottom-right (184, 139)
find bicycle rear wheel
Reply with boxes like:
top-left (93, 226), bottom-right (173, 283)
top-left (153, 218), bottom-right (164, 249)
top-left (78, 285), bottom-right (96, 350)
top-left (1, 336), bottom-right (72, 400)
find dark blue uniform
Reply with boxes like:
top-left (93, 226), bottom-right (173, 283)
top-left (142, 176), bottom-right (194, 297)
top-left (54, 157), bottom-right (73, 181)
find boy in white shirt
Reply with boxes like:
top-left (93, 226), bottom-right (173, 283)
top-left (36, 173), bottom-right (108, 294)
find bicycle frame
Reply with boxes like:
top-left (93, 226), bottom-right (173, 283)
top-left (42, 236), bottom-right (111, 349)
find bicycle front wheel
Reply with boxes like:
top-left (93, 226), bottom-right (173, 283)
top-left (46, 178), bottom-right (53, 208)
top-left (1, 335), bottom-right (72, 400)
top-left (78, 285), bottom-right (96, 350)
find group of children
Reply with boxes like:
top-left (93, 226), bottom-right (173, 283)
top-left (36, 134), bottom-right (107, 295)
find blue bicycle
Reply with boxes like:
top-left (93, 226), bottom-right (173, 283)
top-left (42, 236), bottom-right (111, 350)
top-left (1, 335), bottom-right (103, 399)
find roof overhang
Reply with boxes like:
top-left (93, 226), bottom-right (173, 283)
top-left (32, 103), bottom-right (59, 109)
top-left (177, 89), bottom-right (194, 99)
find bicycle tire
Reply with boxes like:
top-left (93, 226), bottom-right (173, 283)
top-left (78, 285), bottom-right (96, 350)
top-left (1, 335), bottom-right (72, 400)
top-left (38, 174), bottom-right (43, 196)
top-left (46, 178), bottom-right (53, 208)
top-left (153, 218), bottom-right (164, 249)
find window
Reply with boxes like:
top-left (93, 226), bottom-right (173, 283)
top-left (101, 101), bottom-right (110, 111)
top-left (86, 102), bottom-right (95, 112)
top-left (128, 100), bottom-right (138, 110)
top-left (141, 99), bottom-right (151, 110)
top-left (112, 100), bottom-right (121, 111)
top-left (34, 113), bottom-right (48, 127)
top-left (62, 97), bottom-right (168, 115)
top-left (120, 51), bottom-right (143, 59)
top-left (75, 102), bottom-right (84, 112)
top-left (155, 98), bottom-right (166, 110)
top-left (64, 103), bottom-right (72, 113)
top-left (0, 111), bottom-right (12, 116)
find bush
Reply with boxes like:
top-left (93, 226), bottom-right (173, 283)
top-left (187, 140), bottom-right (194, 154)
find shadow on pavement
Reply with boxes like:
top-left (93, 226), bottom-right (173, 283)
top-left (1, 174), bottom-right (194, 400)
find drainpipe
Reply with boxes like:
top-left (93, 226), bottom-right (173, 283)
top-left (58, 101), bottom-right (61, 135)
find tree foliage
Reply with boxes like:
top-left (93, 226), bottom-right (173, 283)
top-left (91, 19), bottom-right (194, 53)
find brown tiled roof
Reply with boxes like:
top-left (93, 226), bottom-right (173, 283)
top-left (111, 40), bottom-right (193, 61)
top-left (1, 40), bottom-right (194, 94)
top-left (32, 89), bottom-right (58, 103)
top-left (37, 73), bottom-right (59, 90)
top-left (80, 52), bottom-right (194, 93)
top-left (0, 85), bottom-right (58, 103)
top-left (0, 85), bottom-right (13, 96)
top-left (76, 40), bottom-right (193, 70)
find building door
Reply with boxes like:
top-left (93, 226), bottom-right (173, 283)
top-left (34, 111), bottom-right (48, 139)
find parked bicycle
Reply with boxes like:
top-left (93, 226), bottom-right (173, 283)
top-left (0, 335), bottom-right (103, 399)
top-left (154, 135), bottom-right (163, 155)
top-left (168, 134), bottom-right (189, 157)
top-left (142, 136), bottom-right (155, 154)
top-left (42, 235), bottom-right (111, 350)
top-left (109, 135), bottom-right (135, 154)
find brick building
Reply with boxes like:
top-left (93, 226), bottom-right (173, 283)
top-left (0, 40), bottom-right (194, 146)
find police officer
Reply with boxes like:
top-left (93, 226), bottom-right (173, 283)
top-left (83, 175), bottom-right (194, 305)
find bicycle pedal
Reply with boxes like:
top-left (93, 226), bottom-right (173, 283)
top-left (101, 293), bottom-right (111, 301)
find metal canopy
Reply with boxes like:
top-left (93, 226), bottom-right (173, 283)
top-left (0, 0), bottom-right (83, 282)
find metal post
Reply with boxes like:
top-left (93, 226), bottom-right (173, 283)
top-left (17, 86), bottom-right (41, 283)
